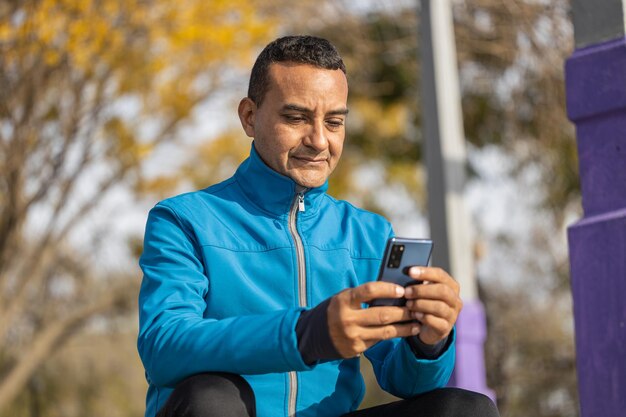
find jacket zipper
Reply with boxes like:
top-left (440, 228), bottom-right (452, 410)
top-left (287, 189), bottom-right (306, 417)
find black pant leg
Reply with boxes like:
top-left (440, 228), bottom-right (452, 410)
top-left (343, 388), bottom-right (499, 417)
top-left (156, 372), bottom-right (256, 417)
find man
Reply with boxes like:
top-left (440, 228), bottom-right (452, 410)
top-left (138, 35), bottom-right (499, 417)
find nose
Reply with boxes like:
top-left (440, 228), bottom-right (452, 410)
top-left (303, 119), bottom-right (329, 151)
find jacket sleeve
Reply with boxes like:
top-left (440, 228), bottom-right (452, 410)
top-left (364, 328), bottom-right (456, 398)
top-left (137, 204), bottom-right (312, 388)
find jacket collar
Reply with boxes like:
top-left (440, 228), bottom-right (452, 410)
top-left (234, 143), bottom-right (329, 217)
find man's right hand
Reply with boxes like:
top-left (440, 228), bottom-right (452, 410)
top-left (326, 282), bottom-right (421, 358)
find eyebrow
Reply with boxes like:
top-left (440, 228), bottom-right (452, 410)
top-left (282, 103), bottom-right (349, 116)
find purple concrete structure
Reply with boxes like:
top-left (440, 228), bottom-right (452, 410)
top-left (566, 36), bottom-right (626, 417)
top-left (448, 300), bottom-right (495, 401)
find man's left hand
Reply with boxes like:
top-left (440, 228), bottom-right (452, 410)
top-left (404, 267), bottom-right (462, 346)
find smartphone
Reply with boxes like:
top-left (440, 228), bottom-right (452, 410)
top-left (369, 237), bottom-right (433, 307)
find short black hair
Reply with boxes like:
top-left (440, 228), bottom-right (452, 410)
top-left (247, 35), bottom-right (347, 106)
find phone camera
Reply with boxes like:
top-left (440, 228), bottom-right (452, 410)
top-left (387, 244), bottom-right (405, 268)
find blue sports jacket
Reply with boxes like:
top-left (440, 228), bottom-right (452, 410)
top-left (138, 144), bottom-right (455, 417)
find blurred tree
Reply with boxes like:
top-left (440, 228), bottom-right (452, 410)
top-left (0, 0), bottom-right (273, 412)
top-left (10, 330), bottom-right (146, 417)
top-left (455, 0), bottom-right (576, 202)
top-left (480, 281), bottom-right (579, 417)
top-left (453, 3), bottom-right (579, 414)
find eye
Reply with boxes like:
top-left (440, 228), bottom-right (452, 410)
top-left (283, 114), bottom-right (306, 124)
top-left (326, 119), bottom-right (345, 130)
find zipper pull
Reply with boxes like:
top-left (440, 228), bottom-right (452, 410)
top-left (298, 194), bottom-right (305, 212)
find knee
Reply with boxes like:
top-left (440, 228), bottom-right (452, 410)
top-left (182, 372), bottom-right (255, 404)
top-left (435, 388), bottom-right (499, 417)
top-left (160, 373), bottom-right (256, 417)
top-left (413, 388), bottom-right (500, 417)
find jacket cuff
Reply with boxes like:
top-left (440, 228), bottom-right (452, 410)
top-left (406, 334), bottom-right (450, 359)
top-left (295, 298), bottom-right (341, 364)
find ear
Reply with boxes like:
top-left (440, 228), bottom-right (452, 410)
top-left (238, 97), bottom-right (256, 138)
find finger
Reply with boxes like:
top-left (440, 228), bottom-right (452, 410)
top-left (357, 306), bottom-right (413, 326)
top-left (405, 269), bottom-right (459, 299)
top-left (406, 299), bottom-right (455, 321)
top-left (359, 322), bottom-right (421, 341)
top-left (417, 314), bottom-right (453, 339)
top-left (348, 281), bottom-right (404, 308)
top-left (404, 282), bottom-right (458, 302)
top-left (406, 267), bottom-right (458, 288)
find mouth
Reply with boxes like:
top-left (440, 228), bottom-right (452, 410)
top-left (292, 156), bottom-right (328, 165)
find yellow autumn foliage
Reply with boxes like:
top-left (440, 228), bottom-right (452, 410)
top-left (1, 0), bottom-right (274, 168)
top-left (0, 1), bottom-right (276, 412)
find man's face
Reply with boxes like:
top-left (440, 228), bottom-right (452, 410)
top-left (238, 62), bottom-right (349, 188)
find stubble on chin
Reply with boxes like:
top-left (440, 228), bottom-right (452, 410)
top-left (293, 169), bottom-right (330, 188)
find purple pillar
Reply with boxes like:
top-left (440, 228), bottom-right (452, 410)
top-left (448, 300), bottom-right (495, 401)
top-left (566, 37), bottom-right (626, 417)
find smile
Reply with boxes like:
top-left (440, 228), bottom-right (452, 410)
top-left (292, 156), bottom-right (328, 164)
